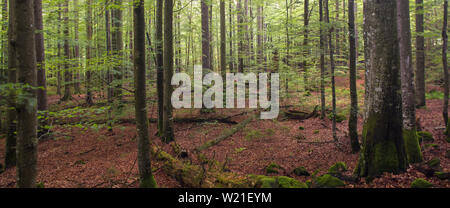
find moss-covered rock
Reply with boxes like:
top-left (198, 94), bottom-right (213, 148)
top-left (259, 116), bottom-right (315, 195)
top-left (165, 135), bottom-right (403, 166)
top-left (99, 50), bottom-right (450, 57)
top-left (410, 178), bottom-right (433, 188)
top-left (435, 172), bottom-right (450, 180)
top-left (315, 174), bottom-right (345, 188)
top-left (427, 158), bottom-right (441, 169)
top-left (293, 167), bottom-right (310, 176)
top-left (328, 162), bottom-right (347, 176)
top-left (252, 175), bottom-right (307, 188)
top-left (417, 131), bottom-right (434, 143)
top-left (265, 163), bottom-right (282, 174)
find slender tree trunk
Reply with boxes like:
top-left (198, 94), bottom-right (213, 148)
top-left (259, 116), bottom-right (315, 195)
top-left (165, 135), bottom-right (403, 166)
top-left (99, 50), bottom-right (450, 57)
top-left (397, 0), bottom-right (422, 164)
top-left (356, 0), bottom-right (407, 178)
top-left (229, 1), bottom-right (234, 73)
top-left (133, 0), bottom-right (157, 188)
top-left (202, 0), bottom-right (211, 72)
top-left (35, 0), bottom-right (46, 112)
top-left (112, 0), bottom-right (123, 99)
top-left (415, 0), bottom-right (426, 107)
top-left (15, 0), bottom-right (38, 188)
top-left (237, 0), bottom-right (244, 72)
top-left (86, 0), bottom-right (94, 105)
top-left (162, 0), bottom-right (175, 143)
top-left (56, 3), bottom-right (62, 96)
top-left (348, 0), bottom-right (360, 153)
top-left (5, 0), bottom-right (17, 168)
top-left (105, 6), bottom-right (113, 103)
top-left (61, 0), bottom-right (71, 101)
top-left (220, 0), bottom-right (226, 80)
top-left (73, 0), bottom-right (80, 94)
top-left (303, 0), bottom-right (309, 90)
top-left (156, 0), bottom-right (163, 136)
top-left (319, 0), bottom-right (326, 119)
top-left (443, 0), bottom-right (449, 127)
top-left (326, 0), bottom-right (337, 141)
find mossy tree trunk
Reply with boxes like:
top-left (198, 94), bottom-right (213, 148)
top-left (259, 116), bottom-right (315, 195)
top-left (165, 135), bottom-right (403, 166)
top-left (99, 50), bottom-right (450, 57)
top-left (397, 0), bottom-right (422, 164)
top-left (356, 0), bottom-right (407, 178)
top-left (15, 0), bottom-right (38, 188)
top-left (133, 0), bottom-right (157, 188)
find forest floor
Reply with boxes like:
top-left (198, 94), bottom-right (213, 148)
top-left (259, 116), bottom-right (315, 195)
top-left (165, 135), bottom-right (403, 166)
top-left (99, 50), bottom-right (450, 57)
top-left (0, 73), bottom-right (449, 188)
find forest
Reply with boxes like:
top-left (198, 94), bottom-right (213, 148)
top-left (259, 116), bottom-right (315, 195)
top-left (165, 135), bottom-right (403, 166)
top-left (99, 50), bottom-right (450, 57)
top-left (0, 0), bottom-right (448, 188)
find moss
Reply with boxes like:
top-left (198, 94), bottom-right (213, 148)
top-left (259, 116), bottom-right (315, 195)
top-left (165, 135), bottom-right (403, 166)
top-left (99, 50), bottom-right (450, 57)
top-left (410, 178), bottom-right (433, 188)
top-left (403, 129), bottom-right (423, 164)
top-left (434, 172), bottom-right (450, 180)
top-left (328, 113), bottom-right (346, 123)
top-left (293, 167), bottom-right (310, 176)
top-left (417, 131), bottom-right (434, 143)
top-left (253, 175), bottom-right (307, 188)
top-left (277, 176), bottom-right (308, 188)
top-left (328, 162), bottom-right (347, 176)
top-left (427, 158), bottom-right (441, 169)
top-left (315, 174), bottom-right (345, 188)
top-left (374, 141), bottom-right (400, 174)
top-left (265, 163), bottom-right (282, 174)
top-left (424, 143), bottom-right (439, 149)
top-left (313, 130), bottom-right (319, 134)
top-left (36, 182), bottom-right (45, 188)
top-left (140, 175), bottom-right (158, 188)
top-left (298, 126), bottom-right (305, 130)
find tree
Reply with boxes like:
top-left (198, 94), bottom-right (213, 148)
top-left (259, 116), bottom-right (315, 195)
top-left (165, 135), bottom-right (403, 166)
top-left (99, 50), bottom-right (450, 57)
top-left (35, 0), bottom-right (47, 113)
top-left (237, 0), bottom-right (244, 72)
top-left (302, 0), bottom-right (309, 89)
top-left (443, 0), bottom-right (449, 132)
top-left (5, 0), bottom-right (16, 168)
top-left (112, 0), bottom-right (123, 99)
top-left (202, 0), bottom-right (211, 72)
top-left (162, 0), bottom-right (175, 143)
top-left (355, 0), bottom-right (407, 178)
top-left (220, 0), bottom-right (226, 80)
top-left (14, 0), bottom-right (38, 188)
top-left (85, 0), bottom-right (94, 105)
top-left (348, 0), bottom-right (360, 153)
top-left (319, 0), bottom-right (326, 119)
top-left (61, 0), bottom-right (71, 101)
top-left (133, 0), bottom-right (157, 188)
top-left (156, 0), bottom-right (163, 136)
top-left (397, 0), bottom-right (422, 164)
top-left (415, 0), bottom-right (426, 108)
top-left (325, 0), bottom-right (337, 141)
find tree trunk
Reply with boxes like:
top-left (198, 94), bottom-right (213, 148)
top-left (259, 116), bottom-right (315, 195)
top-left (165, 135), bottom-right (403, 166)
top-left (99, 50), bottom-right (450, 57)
top-left (326, 0), bottom-right (337, 141)
top-left (303, 0), bottom-right (309, 90)
top-left (85, 0), bottom-right (94, 105)
top-left (61, 0), bottom-right (71, 101)
top-left (201, 0), bottom-right (211, 72)
top-left (229, 1), bottom-right (234, 73)
top-left (56, 3), bottom-right (62, 96)
top-left (35, 0), bottom-right (46, 112)
top-left (14, 0), bottom-right (38, 188)
top-left (112, 0), bottom-right (123, 98)
top-left (105, 6), bottom-right (113, 103)
top-left (319, 0), bottom-right (326, 119)
top-left (237, 0), bottom-right (244, 72)
top-left (133, 0), bottom-right (157, 188)
top-left (356, 0), bottom-right (407, 178)
top-left (348, 0), bottom-right (360, 153)
top-left (415, 0), bottom-right (426, 107)
top-left (220, 0), bottom-right (226, 80)
top-left (397, 0), bottom-right (422, 164)
top-left (162, 0), bottom-right (175, 143)
top-left (5, 0), bottom-right (17, 168)
top-left (73, 0), bottom-right (80, 94)
top-left (156, 0), bottom-right (163, 135)
top-left (443, 0), bottom-right (448, 127)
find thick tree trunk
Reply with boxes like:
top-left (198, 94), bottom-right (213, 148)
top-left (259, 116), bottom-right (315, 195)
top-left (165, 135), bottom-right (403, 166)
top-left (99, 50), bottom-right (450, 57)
top-left (348, 0), bottom-right (360, 153)
top-left (356, 0), bottom-right (407, 178)
top-left (162, 0), bottom-right (175, 143)
top-left (14, 0), bottom-right (38, 188)
top-left (5, 0), bottom-right (17, 168)
top-left (156, 0), bottom-right (163, 135)
top-left (201, 0), bottom-right (211, 72)
top-left (415, 0), bottom-right (426, 107)
top-left (105, 7), bottom-right (113, 103)
top-left (397, 0), bottom-right (422, 164)
top-left (133, 0), bottom-right (157, 188)
top-left (112, 0), bottom-right (123, 99)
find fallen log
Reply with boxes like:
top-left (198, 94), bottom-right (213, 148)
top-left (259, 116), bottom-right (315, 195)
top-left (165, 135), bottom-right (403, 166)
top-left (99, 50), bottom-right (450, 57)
top-left (280, 106), bottom-right (319, 121)
top-left (194, 114), bottom-right (257, 152)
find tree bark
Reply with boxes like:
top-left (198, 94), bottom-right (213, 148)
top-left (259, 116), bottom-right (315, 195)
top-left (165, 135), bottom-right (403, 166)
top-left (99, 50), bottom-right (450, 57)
top-left (5, 0), bottom-right (17, 168)
top-left (162, 0), bottom-right (175, 143)
top-left (201, 0), bottom-right (211, 72)
top-left (61, 0), bottom-right (71, 101)
top-left (14, 0), bottom-right (38, 188)
top-left (415, 0), bottom-right (426, 107)
top-left (156, 0), bottom-right (163, 135)
top-left (220, 0), bottom-right (226, 80)
top-left (85, 0), bottom-right (94, 105)
top-left (112, 0), bottom-right (123, 98)
top-left (356, 0), bottom-right (407, 178)
top-left (133, 0), bottom-right (157, 188)
top-left (35, 0), bottom-right (46, 112)
top-left (303, 0), bottom-right (309, 90)
top-left (348, 0), bottom-right (360, 153)
top-left (443, 0), bottom-right (449, 127)
top-left (319, 0), bottom-right (326, 119)
top-left (397, 0), bottom-right (422, 164)
top-left (326, 0), bottom-right (337, 141)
